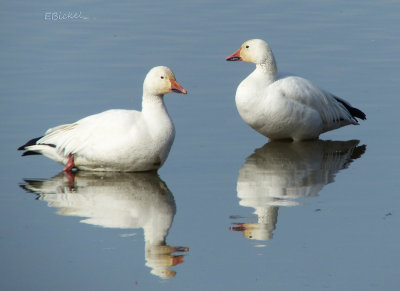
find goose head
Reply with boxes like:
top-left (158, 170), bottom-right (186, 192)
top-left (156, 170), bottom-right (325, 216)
top-left (144, 66), bottom-right (187, 96)
top-left (226, 39), bottom-right (275, 65)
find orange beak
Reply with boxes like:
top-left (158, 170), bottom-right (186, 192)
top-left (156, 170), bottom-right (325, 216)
top-left (226, 48), bottom-right (242, 61)
top-left (170, 79), bottom-right (187, 94)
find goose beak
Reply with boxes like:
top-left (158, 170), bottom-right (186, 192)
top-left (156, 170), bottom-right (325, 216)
top-left (226, 48), bottom-right (242, 61)
top-left (170, 79), bottom-right (187, 94)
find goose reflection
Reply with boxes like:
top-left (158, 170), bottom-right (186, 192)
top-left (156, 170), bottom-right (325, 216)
top-left (230, 140), bottom-right (366, 243)
top-left (20, 171), bottom-right (189, 279)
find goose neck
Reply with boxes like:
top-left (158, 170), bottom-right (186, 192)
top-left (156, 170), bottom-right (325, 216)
top-left (142, 94), bottom-right (166, 113)
top-left (256, 63), bottom-right (278, 81)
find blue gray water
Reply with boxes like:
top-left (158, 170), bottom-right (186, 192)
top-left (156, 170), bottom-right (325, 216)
top-left (1, 0), bottom-right (399, 290)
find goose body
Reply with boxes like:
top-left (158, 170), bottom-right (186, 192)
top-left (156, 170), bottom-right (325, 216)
top-left (18, 66), bottom-right (187, 172)
top-left (226, 39), bottom-right (366, 141)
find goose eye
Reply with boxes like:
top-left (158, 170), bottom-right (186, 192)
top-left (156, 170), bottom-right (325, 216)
top-left (160, 76), bottom-right (164, 79)
top-left (245, 45), bottom-right (249, 48)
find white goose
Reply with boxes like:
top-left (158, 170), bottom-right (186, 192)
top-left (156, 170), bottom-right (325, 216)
top-left (18, 66), bottom-right (187, 172)
top-left (226, 39), bottom-right (366, 141)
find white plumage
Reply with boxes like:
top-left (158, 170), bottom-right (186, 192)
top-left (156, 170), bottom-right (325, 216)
top-left (19, 66), bottom-right (187, 171)
top-left (226, 39), bottom-right (366, 140)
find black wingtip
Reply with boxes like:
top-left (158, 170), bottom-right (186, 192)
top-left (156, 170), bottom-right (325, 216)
top-left (17, 145), bottom-right (26, 150)
top-left (21, 151), bottom-right (42, 156)
top-left (18, 136), bottom-right (43, 151)
top-left (333, 96), bottom-right (366, 121)
top-left (351, 107), bottom-right (366, 121)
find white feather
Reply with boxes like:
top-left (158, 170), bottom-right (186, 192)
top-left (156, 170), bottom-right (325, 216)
top-left (23, 66), bottom-right (185, 171)
top-left (228, 39), bottom-right (364, 140)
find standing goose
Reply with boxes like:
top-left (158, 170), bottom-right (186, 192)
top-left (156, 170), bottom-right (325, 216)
top-left (226, 39), bottom-right (366, 141)
top-left (18, 66), bottom-right (187, 172)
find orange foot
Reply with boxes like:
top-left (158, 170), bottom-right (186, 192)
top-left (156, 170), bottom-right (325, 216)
top-left (63, 154), bottom-right (75, 172)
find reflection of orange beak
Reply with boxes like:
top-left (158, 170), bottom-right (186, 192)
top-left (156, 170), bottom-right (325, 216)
top-left (170, 79), bottom-right (187, 94)
top-left (226, 48), bottom-right (242, 61)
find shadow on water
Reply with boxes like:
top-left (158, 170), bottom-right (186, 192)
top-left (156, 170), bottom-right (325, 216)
top-left (20, 171), bottom-right (189, 279)
top-left (230, 139), bottom-right (366, 245)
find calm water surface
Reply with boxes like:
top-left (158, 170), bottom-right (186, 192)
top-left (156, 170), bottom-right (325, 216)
top-left (1, 0), bottom-right (399, 290)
